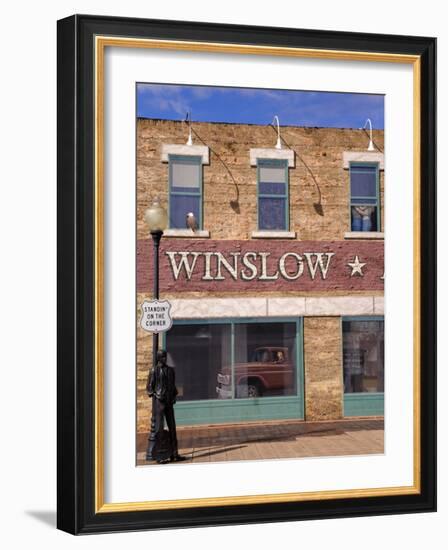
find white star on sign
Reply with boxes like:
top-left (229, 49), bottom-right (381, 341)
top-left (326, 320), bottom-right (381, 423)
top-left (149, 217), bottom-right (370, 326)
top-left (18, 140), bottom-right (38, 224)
top-left (348, 255), bottom-right (366, 277)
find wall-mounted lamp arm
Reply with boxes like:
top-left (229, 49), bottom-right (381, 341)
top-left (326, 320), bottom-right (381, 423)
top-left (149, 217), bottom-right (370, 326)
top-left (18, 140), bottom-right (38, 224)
top-left (185, 111), bottom-right (193, 146)
top-left (272, 115), bottom-right (282, 149)
top-left (360, 118), bottom-right (375, 151)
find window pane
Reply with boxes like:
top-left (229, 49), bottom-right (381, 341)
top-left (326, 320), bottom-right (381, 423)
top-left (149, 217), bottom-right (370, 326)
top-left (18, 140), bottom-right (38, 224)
top-left (169, 194), bottom-right (200, 229)
top-left (259, 166), bottom-right (286, 183)
top-left (259, 197), bottom-right (286, 230)
top-left (166, 324), bottom-right (232, 401)
top-left (343, 321), bottom-right (384, 393)
top-left (259, 181), bottom-right (286, 195)
top-left (350, 166), bottom-right (377, 197)
top-left (171, 161), bottom-right (200, 190)
top-left (233, 323), bottom-right (297, 398)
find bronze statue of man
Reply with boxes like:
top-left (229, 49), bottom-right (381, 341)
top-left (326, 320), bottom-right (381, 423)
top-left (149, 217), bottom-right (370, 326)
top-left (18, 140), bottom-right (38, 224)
top-left (146, 349), bottom-right (185, 464)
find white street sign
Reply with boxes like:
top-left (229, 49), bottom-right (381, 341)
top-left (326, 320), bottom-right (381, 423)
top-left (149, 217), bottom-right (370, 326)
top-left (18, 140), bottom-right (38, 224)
top-left (140, 299), bottom-right (173, 333)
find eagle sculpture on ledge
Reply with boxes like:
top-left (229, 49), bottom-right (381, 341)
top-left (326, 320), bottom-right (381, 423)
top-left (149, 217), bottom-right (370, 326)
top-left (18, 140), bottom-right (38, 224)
top-left (186, 212), bottom-right (197, 232)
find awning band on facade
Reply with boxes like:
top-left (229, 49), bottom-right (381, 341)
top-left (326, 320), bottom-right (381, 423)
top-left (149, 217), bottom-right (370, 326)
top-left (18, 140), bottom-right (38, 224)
top-left (168, 295), bottom-right (384, 319)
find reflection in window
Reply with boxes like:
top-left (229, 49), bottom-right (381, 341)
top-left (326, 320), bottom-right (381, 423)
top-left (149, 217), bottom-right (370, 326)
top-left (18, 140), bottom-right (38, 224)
top-left (234, 323), bottom-right (296, 398)
top-left (166, 321), bottom-right (298, 401)
top-left (343, 320), bottom-right (384, 393)
top-left (350, 164), bottom-right (379, 232)
top-left (166, 324), bottom-right (231, 401)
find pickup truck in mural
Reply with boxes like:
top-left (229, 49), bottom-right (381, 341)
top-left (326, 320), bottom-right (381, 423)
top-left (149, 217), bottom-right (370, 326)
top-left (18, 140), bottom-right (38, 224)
top-left (216, 346), bottom-right (294, 398)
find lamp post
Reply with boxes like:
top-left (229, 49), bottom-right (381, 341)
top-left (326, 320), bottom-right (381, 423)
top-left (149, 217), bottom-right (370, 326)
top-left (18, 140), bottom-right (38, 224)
top-left (144, 198), bottom-right (168, 367)
top-left (144, 198), bottom-right (168, 462)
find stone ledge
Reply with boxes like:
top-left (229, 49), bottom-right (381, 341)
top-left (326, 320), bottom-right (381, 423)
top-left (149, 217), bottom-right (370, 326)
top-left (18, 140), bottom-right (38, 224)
top-left (344, 231), bottom-right (384, 240)
top-left (343, 151), bottom-right (384, 169)
top-left (249, 148), bottom-right (295, 167)
top-left (373, 296), bottom-right (385, 314)
top-left (251, 230), bottom-right (296, 239)
top-left (161, 143), bottom-right (209, 164)
top-left (170, 297), bottom-right (268, 319)
top-left (267, 298), bottom-right (306, 316)
top-left (163, 229), bottom-right (210, 238)
top-left (168, 296), bottom-right (382, 319)
top-left (305, 296), bottom-right (375, 316)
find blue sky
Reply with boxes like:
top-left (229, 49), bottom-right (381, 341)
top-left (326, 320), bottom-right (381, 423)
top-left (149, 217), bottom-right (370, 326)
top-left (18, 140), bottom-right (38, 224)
top-left (137, 83), bottom-right (384, 129)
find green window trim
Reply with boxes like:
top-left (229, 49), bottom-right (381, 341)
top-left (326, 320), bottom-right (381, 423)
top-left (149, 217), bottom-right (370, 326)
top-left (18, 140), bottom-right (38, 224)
top-left (343, 393), bottom-right (384, 418)
top-left (343, 315), bottom-right (384, 322)
top-left (257, 158), bottom-right (289, 231)
top-left (349, 161), bottom-right (381, 232)
top-left (168, 154), bottom-right (203, 230)
top-left (341, 315), bottom-right (385, 417)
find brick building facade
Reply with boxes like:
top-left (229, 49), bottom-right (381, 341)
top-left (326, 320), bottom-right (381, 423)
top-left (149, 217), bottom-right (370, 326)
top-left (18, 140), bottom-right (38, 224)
top-left (136, 119), bottom-right (384, 435)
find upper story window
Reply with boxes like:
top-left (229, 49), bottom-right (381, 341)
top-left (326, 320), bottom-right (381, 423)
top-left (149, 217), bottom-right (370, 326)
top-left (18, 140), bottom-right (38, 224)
top-left (168, 154), bottom-right (202, 230)
top-left (257, 159), bottom-right (289, 231)
top-left (349, 163), bottom-right (380, 232)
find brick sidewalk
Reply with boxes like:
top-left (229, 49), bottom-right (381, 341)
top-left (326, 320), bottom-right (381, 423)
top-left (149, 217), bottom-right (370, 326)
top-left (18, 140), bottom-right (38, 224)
top-left (137, 418), bottom-right (384, 466)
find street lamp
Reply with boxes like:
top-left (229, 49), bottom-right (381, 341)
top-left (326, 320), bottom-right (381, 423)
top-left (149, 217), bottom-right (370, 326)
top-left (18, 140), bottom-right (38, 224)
top-left (144, 198), bottom-right (172, 463)
top-left (144, 198), bottom-right (168, 367)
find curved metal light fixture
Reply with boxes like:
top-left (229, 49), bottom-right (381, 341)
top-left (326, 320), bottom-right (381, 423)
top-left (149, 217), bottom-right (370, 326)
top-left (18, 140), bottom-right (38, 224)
top-left (185, 111), bottom-right (193, 146)
top-left (360, 118), bottom-right (375, 151)
top-left (272, 115), bottom-right (282, 149)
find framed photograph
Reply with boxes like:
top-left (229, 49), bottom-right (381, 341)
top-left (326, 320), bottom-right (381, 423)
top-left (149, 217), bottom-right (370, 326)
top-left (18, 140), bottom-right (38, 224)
top-left (57, 14), bottom-right (436, 534)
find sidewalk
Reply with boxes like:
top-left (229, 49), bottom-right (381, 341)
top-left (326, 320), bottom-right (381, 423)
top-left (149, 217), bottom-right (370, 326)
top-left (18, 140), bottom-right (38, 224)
top-left (137, 418), bottom-right (384, 466)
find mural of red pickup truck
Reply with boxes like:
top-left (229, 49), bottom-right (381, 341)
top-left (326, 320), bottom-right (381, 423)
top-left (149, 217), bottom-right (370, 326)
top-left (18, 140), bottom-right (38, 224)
top-left (216, 346), bottom-right (295, 398)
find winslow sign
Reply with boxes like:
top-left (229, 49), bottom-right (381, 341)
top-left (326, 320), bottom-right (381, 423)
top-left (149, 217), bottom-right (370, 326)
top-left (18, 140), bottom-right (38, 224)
top-left (165, 251), bottom-right (335, 281)
top-left (137, 239), bottom-right (384, 293)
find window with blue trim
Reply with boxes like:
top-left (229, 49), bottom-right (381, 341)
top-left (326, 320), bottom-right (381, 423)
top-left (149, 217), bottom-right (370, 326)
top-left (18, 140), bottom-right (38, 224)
top-left (168, 155), bottom-right (202, 229)
top-left (257, 159), bottom-right (289, 231)
top-left (349, 163), bottom-right (380, 232)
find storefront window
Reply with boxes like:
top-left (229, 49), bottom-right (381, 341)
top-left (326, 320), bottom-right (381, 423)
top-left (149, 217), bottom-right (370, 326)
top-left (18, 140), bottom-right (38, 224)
top-left (342, 320), bottom-right (384, 393)
top-left (166, 320), bottom-right (298, 401)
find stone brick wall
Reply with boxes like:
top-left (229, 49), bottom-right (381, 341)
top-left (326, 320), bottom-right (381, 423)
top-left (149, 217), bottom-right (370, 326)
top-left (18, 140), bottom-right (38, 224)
top-left (136, 119), bottom-right (384, 435)
top-left (137, 118), bottom-right (384, 241)
top-left (303, 317), bottom-right (343, 421)
top-left (137, 329), bottom-right (153, 433)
